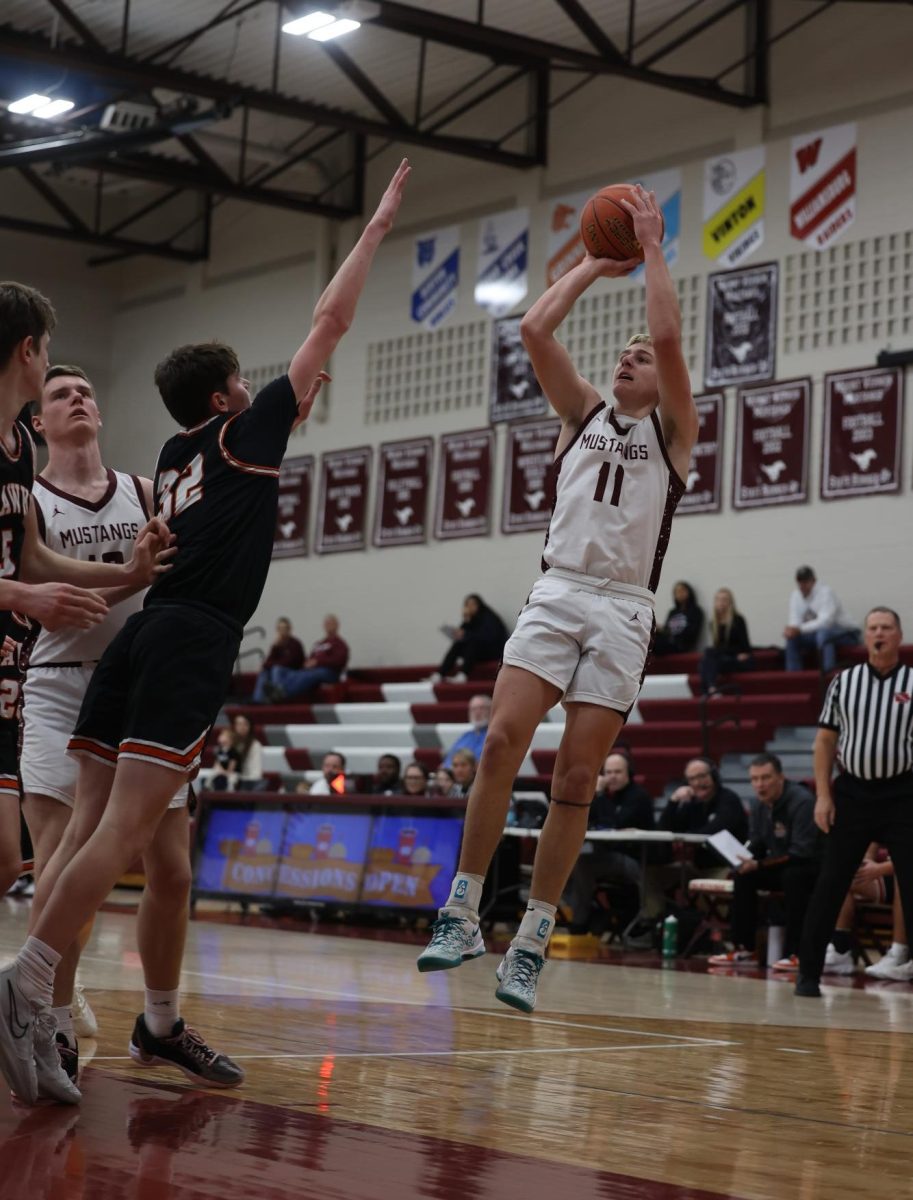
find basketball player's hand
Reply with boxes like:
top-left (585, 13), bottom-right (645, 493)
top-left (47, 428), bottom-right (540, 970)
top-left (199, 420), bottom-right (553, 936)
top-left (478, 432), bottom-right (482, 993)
top-left (292, 371), bottom-right (331, 431)
top-left (583, 253), bottom-right (640, 279)
top-left (853, 859), bottom-right (882, 887)
top-left (617, 185), bottom-right (664, 250)
top-left (814, 793), bottom-right (835, 834)
top-left (129, 518), bottom-right (177, 585)
top-left (23, 583), bottom-right (108, 631)
top-left (370, 158), bottom-right (411, 235)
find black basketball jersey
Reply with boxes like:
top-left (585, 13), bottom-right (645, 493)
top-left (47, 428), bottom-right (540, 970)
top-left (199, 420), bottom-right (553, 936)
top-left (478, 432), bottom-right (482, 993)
top-left (0, 611), bottom-right (37, 744)
top-left (0, 421), bottom-right (36, 642)
top-left (148, 375), bottom-right (298, 627)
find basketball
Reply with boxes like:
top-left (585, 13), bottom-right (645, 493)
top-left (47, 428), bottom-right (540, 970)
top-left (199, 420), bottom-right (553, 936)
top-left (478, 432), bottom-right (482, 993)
top-left (579, 184), bottom-right (663, 261)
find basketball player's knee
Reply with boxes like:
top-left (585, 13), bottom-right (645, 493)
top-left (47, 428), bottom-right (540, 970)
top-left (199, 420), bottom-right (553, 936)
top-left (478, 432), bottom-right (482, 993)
top-left (556, 762), bottom-right (597, 804)
top-left (145, 851), bottom-right (192, 903)
top-left (479, 724), bottom-right (513, 765)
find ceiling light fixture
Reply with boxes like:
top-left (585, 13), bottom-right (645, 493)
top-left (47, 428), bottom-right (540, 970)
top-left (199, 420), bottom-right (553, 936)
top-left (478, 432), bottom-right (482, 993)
top-left (8, 94), bottom-right (51, 114)
top-left (7, 94), bottom-right (75, 119)
top-left (32, 99), bottom-right (76, 119)
top-left (281, 10), bottom-right (361, 39)
top-left (308, 17), bottom-right (360, 40)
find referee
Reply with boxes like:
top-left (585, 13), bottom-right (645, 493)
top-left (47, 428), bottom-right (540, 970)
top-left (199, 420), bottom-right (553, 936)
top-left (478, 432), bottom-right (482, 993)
top-left (796, 606), bottom-right (913, 996)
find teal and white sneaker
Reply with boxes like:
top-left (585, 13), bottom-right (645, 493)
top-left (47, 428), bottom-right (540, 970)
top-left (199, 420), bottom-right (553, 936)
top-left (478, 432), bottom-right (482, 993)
top-left (416, 912), bottom-right (485, 973)
top-left (495, 946), bottom-right (545, 1013)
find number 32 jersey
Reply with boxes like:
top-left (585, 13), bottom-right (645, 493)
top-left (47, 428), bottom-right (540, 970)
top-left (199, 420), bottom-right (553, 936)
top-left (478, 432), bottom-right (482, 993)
top-left (542, 403), bottom-right (685, 593)
top-left (149, 375), bottom-right (298, 628)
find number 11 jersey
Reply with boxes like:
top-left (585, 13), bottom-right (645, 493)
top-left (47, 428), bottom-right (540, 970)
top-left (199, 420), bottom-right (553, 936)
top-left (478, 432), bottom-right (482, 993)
top-left (542, 403), bottom-right (685, 593)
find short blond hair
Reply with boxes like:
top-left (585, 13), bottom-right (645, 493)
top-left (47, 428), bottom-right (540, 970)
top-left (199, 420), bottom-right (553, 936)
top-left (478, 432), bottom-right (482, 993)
top-left (626, 333), bottom-right (653, 348)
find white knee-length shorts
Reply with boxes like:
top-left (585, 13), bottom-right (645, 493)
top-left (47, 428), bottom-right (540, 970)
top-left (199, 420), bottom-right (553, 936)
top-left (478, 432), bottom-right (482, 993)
top-left (21, 665), bottom-right (188, 809)
top-left (502, 569), bottom-right (655, 712)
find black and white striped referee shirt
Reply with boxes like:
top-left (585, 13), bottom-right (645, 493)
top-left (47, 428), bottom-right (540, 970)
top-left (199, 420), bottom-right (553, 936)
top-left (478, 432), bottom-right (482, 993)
top-left (819, 662), bottom-right (913, 781)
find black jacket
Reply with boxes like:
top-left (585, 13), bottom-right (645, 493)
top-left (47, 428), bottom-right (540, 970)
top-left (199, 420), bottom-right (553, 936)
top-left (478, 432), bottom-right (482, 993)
top-left (710, 614), bottom-right (752, 655)
top-left (460, 608), bottom-right (508, 659)
top-left (659, 785), bottom-right (748, 840)
top-left (747, 780), bottom-right (821, 862)
top-left (589, 781), bottom-right (654, 832)
top-left (662, 604), bottom-right (704, 653)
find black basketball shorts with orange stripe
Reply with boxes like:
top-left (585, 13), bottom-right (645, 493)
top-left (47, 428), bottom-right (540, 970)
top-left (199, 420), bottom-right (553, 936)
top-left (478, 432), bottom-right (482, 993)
top-left (69, 601), bottom-right (241, 775)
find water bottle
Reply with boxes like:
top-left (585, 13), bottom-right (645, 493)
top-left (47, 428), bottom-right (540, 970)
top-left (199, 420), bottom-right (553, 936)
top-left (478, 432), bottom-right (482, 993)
top-left (661, 914), bottom-right (678, 960)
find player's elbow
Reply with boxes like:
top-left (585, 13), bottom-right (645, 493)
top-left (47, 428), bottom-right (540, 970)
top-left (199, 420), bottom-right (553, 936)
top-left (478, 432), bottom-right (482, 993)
top-left (313, 309), bottom-right (351, 344)
top-left (519, 314), bottom-right (548, 347)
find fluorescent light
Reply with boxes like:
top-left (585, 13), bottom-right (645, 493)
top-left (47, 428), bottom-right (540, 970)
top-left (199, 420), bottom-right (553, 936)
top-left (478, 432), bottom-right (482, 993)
top-left (8, 94), bottom-right (50, 114)
top-left (309, 17), bottom-right (360, 40)
top-left (32, 99), bottom-right (75, 119)
top-left (282, 11), bottom-right (335, 35)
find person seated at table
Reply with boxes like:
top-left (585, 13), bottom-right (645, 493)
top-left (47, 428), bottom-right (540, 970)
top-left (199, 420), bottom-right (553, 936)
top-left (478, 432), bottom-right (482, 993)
top-left (659, 757), bottom-right (748, 870)
top-left (402, 762), bottom-right (430, 797)
top-left (699, 587), bottom-right (754, 695)
top-left (653, 581), bottom-right (704, 657)
top-left (369, 754), bottom-right (403, 795)
top-left (564, 752), bottom-right (654, 935)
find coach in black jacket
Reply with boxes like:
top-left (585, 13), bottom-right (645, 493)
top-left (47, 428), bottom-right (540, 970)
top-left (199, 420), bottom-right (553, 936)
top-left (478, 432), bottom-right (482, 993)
top-left (659, 756), bottom-right (748, 870)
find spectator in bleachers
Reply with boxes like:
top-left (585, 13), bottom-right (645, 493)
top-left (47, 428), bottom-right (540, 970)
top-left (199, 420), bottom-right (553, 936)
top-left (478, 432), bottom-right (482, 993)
top-left (784, 566), bottom-right (859, 672)
top-left (308, 751), bottom-right (350, 796)
top-left (370, 754), bottom-right (403, 795)
top-left (264, 614), bottom-right (350, 701)
top-left (700, 588), bottom-right (754, 695)
top-left (442, 694), bottom-right (492, 768)
top-left (253, 617), bottom-right (305, 703)
top-left (402, 762), bottom-right (430, 796)
top-left (824, 845), bottom-right (909, 979)
top-left (565, 752), bottom-right (654, 935)
top-left (659, 756), bottom-right (748, 869)
top-left (232, 713), bottom-right (267, 792)
top-left (432, 766), bottom-right (457, 797)
top-left (708, 753), bottom-right (819, 969)
top-left (210, 728), bottom-right (241, 792)
top-left (450, 749), bottom-right (477, 797)
top-left (653, 581), bottom-right (704, 657)
top-left (433, 594), bottom-right (508, 682)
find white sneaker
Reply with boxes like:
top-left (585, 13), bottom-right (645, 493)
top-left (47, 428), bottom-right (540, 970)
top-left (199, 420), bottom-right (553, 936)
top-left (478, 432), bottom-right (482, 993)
top-left (822, 946), bottom-right (855, 975)
top-left (417, 911), bottom-right (486, 972)
top-left (495, 946), bottom-right (545, 1013)
top-left (71, 985), bottom-right (98, 1039)
top-left (867, 956), bottom-right (913, 982)
top-left (33, 1009), bottom-right (80, 1105)
top-left (865, 945), bottom-right (910, 979)
top-left (0, 963), bottom-right (39, 1104)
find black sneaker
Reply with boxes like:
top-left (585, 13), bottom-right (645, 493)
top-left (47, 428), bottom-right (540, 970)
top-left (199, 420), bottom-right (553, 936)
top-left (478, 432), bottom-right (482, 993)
top-left (128, 1015), bottom-right (244, 1088)
top-left (56, 1033), bottom-right (79, 1087)
top-left (794, 974), bottom-right (822, 998)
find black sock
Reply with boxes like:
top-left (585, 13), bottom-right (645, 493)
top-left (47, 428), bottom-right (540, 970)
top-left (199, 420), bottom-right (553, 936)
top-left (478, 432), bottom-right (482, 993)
top-left (831, 929), bottom-right (852, 954)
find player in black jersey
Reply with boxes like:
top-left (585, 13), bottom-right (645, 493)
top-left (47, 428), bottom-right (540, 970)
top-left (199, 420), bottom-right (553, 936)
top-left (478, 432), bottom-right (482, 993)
top-left (0, 160), bottom-right (411, 1105)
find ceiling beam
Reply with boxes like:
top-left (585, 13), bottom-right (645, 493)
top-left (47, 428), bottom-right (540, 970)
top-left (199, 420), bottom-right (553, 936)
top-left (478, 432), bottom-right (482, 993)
top-left (0, 214), bottom-right (204, 261)
top-left (42, 0), bottom-right (105, 51)
top-left (551, 0), bottom-right (625, 63)
top-left (18, 165), bottom-right (90, 232)
top-left (321, 43), bottom-right (407, 128)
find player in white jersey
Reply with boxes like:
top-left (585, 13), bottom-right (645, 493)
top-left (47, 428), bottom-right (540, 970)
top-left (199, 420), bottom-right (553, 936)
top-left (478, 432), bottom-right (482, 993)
top-left (418, 187), bottom-right (699, 1010)
top-left (20, 364), bottom-right (241, 1089)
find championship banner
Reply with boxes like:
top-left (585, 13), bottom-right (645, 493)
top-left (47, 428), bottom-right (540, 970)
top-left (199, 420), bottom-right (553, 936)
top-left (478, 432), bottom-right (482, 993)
top-left (502, 417), bottom-right (560, 534)
top-left (475, 207), bottom-right (529, 318)
top-left (629, 167), bottom-right (682, 279)
top-left (790, 123), bottom-right (857, 250)
top-left (275, 811), bottom-right (371, 903)
top-left (315, 446), bottom-right (371, 555)
top-left (411, 226), bottom-right (459, 330)
top-left (489, 314), bottom-right (547, 424)
top-left (734, 379), bottom-right (811, 510)
top-left (434, 428), bottom-right (494, 541)
top-left (272, 455), bottom-right (314, 559)
top-left (678, 394), bottom-right (724, 515)
top-left (704, 261), bottom-right (777, 389)
top-left (545, 188), bottom-right (590, 286)
top-left (703, 145), bottom-right (765, 267)
top-left (373, 437), bottom-right (433, 548)
top-left (821, 366), bottom-right (904, 501)
top-left (360, 815), bottom-right (462, 909)
top-left (196, 809), bottom-right (286, 897)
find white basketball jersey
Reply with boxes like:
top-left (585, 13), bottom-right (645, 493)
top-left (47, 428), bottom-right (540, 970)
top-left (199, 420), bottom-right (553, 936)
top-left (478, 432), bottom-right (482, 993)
top-left (31, 470), bottom-right (148, 663)
top-left (542, 403), bottom-right (685, 592)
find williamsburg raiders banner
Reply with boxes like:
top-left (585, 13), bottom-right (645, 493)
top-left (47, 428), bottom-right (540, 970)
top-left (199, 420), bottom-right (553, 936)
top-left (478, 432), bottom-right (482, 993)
top-left (315, 446), bottom-right (371, 555)
top-left (373, 437), bottom-right (433, 548)
top-left (273, 455), bottom-right (314, 559)
top-left (502, 417), bottom-right (561, 534)
top-left (705, 262), bottom-right (777, 389)
top-left (678, 395), bottom-right (724, 515)
top-left (734, 380), bottom-right (811, 510)
top-left (821, 367), bottom-right (904, 500)
top-left (490, 314), bottom-right (546, 423)
top-left (434, 428), bottom-right (494, 541)
top-left (790, 123), bottom-right (857, 250)
top-left (475, 208), bottom-right (529, 318)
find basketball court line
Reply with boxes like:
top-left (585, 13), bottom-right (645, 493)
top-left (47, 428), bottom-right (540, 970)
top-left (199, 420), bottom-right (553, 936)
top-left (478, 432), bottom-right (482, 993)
top-left (77, 950), bottom-right (737, 1046)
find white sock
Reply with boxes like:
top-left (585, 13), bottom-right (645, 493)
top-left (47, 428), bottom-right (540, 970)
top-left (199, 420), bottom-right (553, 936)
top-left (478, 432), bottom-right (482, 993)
top-left (52, 1005), bottom-right (75, 1048)
top-left (892, 942), bottom-right (909, 962)
top-left (442, 873), bottom-right (484, 921)
top-left (514, 899), bottom-right (557, 956)
top-left (145, 988), bottom-right (180, 1038)
top-left (15, 936), bottom-right (61, 1006)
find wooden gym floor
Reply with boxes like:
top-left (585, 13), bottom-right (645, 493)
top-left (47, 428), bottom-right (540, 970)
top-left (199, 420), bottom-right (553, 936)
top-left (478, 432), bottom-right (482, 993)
top-left (1, 898), bottom-right (913, 1200)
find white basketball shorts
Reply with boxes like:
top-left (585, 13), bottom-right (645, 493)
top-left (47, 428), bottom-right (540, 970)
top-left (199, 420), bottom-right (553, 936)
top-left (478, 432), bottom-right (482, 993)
top-left (21, 665), bottom-right (188, 809)
top-left (502, 569), bottom-right (655, 712)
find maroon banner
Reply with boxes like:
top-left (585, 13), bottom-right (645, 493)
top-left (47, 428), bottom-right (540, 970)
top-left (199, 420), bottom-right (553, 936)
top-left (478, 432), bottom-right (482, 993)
top-left (272, 455), bottom-right (314, 559)
top-left (434, 428), bottom-right (494, 540)
top-left (734, 379), bottom-right (811, 509)
top-left (501, 417), bottom-right (561, 534)
top-left (489, 315), bottom-right (547, 424)
top-left (679, 394), bottom-right (724, 515)
top-left (373, 437), bottom-right (433, 548)
top-left (821, 366), bottom-right (904, 501)
top-left (315, 446), bottom-right (371, 555)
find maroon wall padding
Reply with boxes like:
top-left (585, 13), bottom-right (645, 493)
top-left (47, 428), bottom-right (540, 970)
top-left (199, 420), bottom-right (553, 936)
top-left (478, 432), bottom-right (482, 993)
top-left (411, 702), bottom-right (472, 724)
top-left (284, 748), bottom-right (313, 770)
top-left (639, 694), bottom-right (819, 725)
top-left (686, 670), bottom-right (819, 697)
top-left (225, 703), bottom-right (315, 725)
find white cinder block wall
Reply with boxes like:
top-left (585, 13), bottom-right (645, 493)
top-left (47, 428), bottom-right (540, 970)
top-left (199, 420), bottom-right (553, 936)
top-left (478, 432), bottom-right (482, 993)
top-left (3, 3), bottom-right (912, 664)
